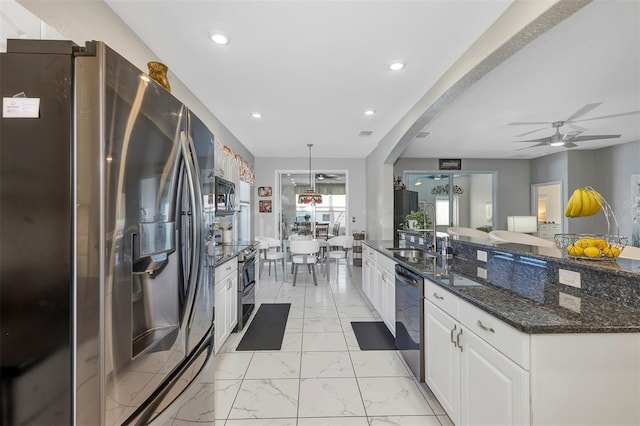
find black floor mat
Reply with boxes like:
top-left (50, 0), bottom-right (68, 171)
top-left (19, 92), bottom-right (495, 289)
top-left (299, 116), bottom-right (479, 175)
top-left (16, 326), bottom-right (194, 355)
top-left (236, 303), bottom-right (291, 351)
top-left (351, 321), bottom-right (396, 350)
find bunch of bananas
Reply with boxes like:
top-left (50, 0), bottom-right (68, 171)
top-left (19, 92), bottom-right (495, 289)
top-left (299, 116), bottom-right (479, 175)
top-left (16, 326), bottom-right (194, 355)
top-left (565, 187), bottom-right (603, 218)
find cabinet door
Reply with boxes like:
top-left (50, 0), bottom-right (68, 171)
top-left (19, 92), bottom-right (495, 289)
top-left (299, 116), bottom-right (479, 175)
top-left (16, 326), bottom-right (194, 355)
top-left (363, 257), bottom-right (372, 300)
top-left (425, 300), bottom-right (461, 425)
top-left (384, 269), bottom-right (395, 336)
top-left (227, 273), bottom-right (238, 331)
top-left (373, 266), bottom-right (384, 316)
top-left (214, 280), bottom-right (227, 353)
top-left (460, 326), bottom-right (529, 426)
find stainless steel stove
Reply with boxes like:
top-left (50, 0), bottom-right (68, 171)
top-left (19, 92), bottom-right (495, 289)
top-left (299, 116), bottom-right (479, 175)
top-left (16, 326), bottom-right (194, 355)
top-left (236, 244), bottom-right (257, 331)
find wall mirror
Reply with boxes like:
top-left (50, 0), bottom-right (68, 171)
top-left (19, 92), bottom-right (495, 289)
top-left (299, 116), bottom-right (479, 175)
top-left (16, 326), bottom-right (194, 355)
top-left (403, 171), bottom-right (495, 232)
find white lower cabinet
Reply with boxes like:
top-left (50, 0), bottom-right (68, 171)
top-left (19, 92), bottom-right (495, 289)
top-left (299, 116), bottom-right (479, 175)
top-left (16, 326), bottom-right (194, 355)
top-left (460, 326), bottom-right (529, 426)
top-left (426, 298), bottom-right (529, 426)
top-left (425, 282), bottom-right (640, 426)
top-left (214, 259), bottom-right (238, 353)
top-left (362, 246), bottom-right (396, 336)
top-left (425, 301), bottom-right (461, 423)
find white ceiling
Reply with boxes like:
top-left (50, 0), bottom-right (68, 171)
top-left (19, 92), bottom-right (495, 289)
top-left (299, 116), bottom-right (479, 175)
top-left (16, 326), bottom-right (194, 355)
top-left (104, 0), bottom-right (514, 159)
top-left (401, 0), bottom-right (640, 160)
top-left (6, 1), bottom-right (637, 161)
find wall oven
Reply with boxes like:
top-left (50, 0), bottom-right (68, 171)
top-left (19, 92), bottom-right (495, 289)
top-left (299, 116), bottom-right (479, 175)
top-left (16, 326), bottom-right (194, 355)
top-left (236, 245), bottom-right (256, 331)
top-left (215, 176), bottom-right (236, 216)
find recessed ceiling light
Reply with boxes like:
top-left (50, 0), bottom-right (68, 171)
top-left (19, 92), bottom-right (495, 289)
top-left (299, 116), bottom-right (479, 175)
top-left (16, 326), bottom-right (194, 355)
top-left (251, 112), bottom-right (262, 119)
top-left (210, 32), bottom-right (229, 45)
top-left (364, 110), bottom-right (376, 116)
top-left (389, 60), bottom-right (405, 71)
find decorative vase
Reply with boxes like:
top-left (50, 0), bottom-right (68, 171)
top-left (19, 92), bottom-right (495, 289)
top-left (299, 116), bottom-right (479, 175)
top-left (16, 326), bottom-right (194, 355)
top-left (147, 61), bottom-right (171, 92)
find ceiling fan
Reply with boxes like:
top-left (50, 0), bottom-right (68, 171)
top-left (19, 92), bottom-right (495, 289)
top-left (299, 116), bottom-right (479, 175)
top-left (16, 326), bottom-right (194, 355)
top-left (316, 173), bottom-right (341, 181)
top-left (512, 121), bottom-right (620, 150)
top-left (509, 102), bottom-right (632, 149)
top-left (510, 102), bottom-right (639, 137)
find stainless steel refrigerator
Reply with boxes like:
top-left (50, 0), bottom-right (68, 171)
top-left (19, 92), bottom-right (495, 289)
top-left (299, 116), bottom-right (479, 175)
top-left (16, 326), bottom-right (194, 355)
top-left (1, 39), bottom-right (216, 425)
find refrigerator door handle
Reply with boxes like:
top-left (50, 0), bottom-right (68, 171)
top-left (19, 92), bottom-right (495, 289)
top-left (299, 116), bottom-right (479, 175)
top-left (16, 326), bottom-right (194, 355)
top-left (178, 131), bottom-right (202, 331)
top-left (184, 131), bottom-right (205, 329)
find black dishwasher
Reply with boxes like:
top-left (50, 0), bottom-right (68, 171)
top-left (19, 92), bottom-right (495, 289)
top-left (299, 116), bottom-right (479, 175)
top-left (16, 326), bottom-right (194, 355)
top-left (395, 264), bottom-right (424, 381)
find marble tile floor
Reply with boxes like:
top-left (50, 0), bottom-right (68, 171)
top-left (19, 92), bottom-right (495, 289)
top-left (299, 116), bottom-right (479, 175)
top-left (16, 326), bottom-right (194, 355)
top-left (164, 263), bottom-right (453, 426)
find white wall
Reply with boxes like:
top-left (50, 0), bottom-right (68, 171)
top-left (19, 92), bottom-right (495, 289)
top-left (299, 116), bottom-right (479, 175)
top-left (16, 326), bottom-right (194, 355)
top-left (254, 157), bottom-right (366, 240)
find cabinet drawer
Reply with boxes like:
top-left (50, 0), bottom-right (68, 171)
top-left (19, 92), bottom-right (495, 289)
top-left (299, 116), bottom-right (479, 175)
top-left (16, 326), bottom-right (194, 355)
top-left (459, 299), bottom-right (529, 369)
top-left (215, 258), bottom-right (238, 284)
top-left (425, 280), bottom-right (460, 319)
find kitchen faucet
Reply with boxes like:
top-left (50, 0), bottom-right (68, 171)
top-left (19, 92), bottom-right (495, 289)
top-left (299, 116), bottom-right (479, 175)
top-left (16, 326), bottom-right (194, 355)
top-left (423, 203), bottom-right (437, 251)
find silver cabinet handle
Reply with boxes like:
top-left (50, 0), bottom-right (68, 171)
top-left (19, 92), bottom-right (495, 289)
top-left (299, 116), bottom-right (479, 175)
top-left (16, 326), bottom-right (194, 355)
top-left (433, 292), bottom-right (444, 300)
top-left (477, 320), bottom-right (495, 333)
top-left (456, 329), bottom-right (463, 352)
top-left (450, 324), bottom-right (457, 347)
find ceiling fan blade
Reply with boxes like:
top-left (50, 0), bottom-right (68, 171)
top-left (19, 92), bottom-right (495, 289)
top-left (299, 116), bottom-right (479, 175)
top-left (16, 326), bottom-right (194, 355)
top-left (570, 134), bottom-right (621, 142)
top-left (511, 136), bottom-right (552, 143)
top-left (516, 141), bottom-right (550, 151)
top-left (571, 110), bottom-right (640, 123)
top-left (514, 126), bottom-right (549, 137)
top-left (563, 130), bottom-right (583, 141)
top-left (563, 141), bottom-right (579, 148)
top-left (509, 121), bottom-right (551, 126)
top-left (565, 103), bottom-right (602, 121)
top-left (567, 123), bottom-right (588, 132)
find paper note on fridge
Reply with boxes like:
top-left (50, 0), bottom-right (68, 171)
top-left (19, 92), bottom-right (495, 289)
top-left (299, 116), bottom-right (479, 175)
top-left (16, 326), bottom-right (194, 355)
top-left (3, 97), bottom-right (40, 118)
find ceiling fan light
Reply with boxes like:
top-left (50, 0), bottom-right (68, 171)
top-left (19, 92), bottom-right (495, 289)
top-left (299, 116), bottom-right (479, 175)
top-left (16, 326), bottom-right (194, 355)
top-left (550, 141), bottom-right (565, 147)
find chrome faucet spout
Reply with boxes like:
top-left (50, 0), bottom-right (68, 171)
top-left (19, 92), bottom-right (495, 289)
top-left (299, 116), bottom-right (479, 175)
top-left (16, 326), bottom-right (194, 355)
top-left (423, 203), bottom-right (437, 251)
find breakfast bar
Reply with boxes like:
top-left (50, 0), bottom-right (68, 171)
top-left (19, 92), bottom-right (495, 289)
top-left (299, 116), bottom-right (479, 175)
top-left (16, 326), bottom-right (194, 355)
top-left (363, 236), bottom-right (640, 426)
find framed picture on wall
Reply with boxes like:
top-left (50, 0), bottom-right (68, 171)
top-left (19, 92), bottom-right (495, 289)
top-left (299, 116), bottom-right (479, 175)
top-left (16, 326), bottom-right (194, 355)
top-left (259, 200), bottom-right (272, 213)
top-left (258, 186), bottom-right (272, 197)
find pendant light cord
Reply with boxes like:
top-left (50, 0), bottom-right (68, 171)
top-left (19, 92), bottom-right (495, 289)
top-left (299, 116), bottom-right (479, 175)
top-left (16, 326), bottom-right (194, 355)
top-left (308, 143), bottom-right (313, 190)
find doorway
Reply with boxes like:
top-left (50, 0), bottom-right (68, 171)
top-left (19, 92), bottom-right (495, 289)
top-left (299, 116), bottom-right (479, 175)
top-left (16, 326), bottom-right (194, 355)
top-left (277, 171), bottom-right (347, 240)
top-left (531, 181), bottom-right (563, 235)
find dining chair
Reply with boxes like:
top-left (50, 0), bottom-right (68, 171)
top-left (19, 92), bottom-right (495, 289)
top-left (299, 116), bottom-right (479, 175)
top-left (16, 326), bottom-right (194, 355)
top-left (326, 235), bottom-right (353, 283)
top-left (290, 239), bottom-right (320, 286)
top-left (315, 223), bottom-right (330, 240)
top-left (256, 236), bottom-right (286, 281)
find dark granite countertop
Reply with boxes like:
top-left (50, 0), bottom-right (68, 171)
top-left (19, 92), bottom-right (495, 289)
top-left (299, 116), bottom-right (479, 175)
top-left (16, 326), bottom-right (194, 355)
top-left (364, 240), bottom-right (640, 334)
top-left (212, 241), bottom-right (258, 265)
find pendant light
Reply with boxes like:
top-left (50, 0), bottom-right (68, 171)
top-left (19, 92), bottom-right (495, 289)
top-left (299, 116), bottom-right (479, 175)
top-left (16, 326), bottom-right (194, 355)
top-left (298, 144), bottom-right (323, 204)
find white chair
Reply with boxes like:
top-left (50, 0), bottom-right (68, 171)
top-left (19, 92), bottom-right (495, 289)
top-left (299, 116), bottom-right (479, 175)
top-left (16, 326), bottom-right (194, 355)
top-left (326, 235), bottom-right (353, 283)
top-left (488, 230), bottom-right (556, 248)
top-left (447, 226), bottom-right (490, 239)
top-left (290, 240), bottom-right (320, 286)
top-left (256, 236), bottom-right (286, 281)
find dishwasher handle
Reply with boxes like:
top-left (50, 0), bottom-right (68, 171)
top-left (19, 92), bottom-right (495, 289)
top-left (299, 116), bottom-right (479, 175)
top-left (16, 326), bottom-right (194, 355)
top-left (395, 264), bottom-right (422, 288)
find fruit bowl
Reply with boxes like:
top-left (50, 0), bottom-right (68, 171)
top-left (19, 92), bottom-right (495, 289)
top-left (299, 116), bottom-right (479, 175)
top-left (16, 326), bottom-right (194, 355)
top-left (554, 234), bottom-right (628, 260)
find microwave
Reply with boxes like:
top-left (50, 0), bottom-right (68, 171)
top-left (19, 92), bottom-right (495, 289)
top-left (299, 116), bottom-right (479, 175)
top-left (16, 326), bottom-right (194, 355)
top-left (214, 177), bottom-right (236, 216)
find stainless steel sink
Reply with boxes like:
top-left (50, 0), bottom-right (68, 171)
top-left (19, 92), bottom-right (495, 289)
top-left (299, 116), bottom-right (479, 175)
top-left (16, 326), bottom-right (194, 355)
top-left (386, 248), bottom-right (436, 260)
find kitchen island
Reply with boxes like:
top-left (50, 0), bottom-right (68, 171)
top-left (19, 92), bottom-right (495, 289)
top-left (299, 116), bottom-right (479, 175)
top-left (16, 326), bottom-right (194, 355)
top-left (363, 237), bottom-right (640, 426)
